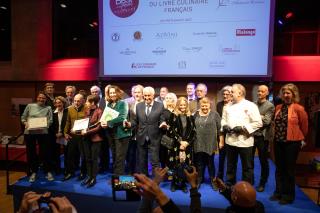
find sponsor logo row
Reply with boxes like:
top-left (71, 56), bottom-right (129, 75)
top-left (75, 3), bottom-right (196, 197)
top-left (111, 28), bottom-right (255, 41)
top-left (129, 60), bottom-right (227, 70)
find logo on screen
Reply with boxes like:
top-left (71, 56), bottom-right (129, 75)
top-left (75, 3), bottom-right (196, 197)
top-left (120, 48), bottom-right (136, 55)
top-left (155, 32), bottom-right (177, 40)
top-left (217, 0), bottom-right (264, 7)
top-left (111, 33), bottom-right (120, 41)
top-left (178, 61), bottom-right (187, 69)
top-left (220, 45), bottom-right (240, 55)
top-left (236, 29), bottom-right (256, 36)
top-left (193, 31), bottom-right (217, 38)
top-left (152, 47), bottom-right (167, 56)
top-left (110, 0), bottom-right (139, 18)
top-left (133, 31), bottom-right (142, 40)
top-left (182, 46), bottom-right (203, 53)
top-left (131, 63), bottom-right (156, 69)
top-left (209, 60), bottom-right (225, 68)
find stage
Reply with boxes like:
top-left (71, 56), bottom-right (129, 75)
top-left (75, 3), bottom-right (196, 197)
top-left (12, 158), bottom-right (319, 213)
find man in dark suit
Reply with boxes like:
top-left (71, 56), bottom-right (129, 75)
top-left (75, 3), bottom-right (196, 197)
top-left (125, 84), bottom-right (144, 174)
top-left (125, 86), bottom-right (166, 176)
top-left (216, 85), bottom-right (232, 181)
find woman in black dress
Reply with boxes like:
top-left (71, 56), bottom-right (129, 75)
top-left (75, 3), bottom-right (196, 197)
top-left (169, 97), bottom-right (196, 193)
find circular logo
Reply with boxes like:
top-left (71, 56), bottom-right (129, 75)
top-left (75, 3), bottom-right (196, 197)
top-left (111, 33), bottom-right (120, 41)
top-left (133, 31), bottom-right (142, 40)
top-left (110, 0), bottom-right (139, 18)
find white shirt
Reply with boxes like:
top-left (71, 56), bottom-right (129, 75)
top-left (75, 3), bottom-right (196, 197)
top-left (54, 108), bottom-right (64, 133)
top-left (221, 99), bottom-right (262, 147)
top-left (145, 101), bottom-right (154, 115)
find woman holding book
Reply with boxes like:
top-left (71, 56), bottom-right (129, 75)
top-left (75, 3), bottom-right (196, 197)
top-left (102, 85), bottom-right (131, 175)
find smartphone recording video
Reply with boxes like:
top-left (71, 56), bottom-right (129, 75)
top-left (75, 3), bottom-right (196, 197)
top-left (37, 196), bottom-right (52, 213)
top-left (111, 175), bottom-right (140, 201)
top-left (113, 175), bottom-right (137, 190)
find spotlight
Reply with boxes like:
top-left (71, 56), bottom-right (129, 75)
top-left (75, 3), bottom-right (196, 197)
top-left (278, 19), bottom-right (283, 25)
top-left (60, 3), bottom-right (67, 8)
top-left (285, 12), bottom-right (293, 19)
top-left (0, 6), bottom-right (7, 10)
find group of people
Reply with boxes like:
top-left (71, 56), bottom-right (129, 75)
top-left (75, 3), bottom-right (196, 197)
top-left (21, 81), bottom-right (308, 205)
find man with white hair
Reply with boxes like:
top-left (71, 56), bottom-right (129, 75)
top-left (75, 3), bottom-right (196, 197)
top-left (125, 86), bottom-right (166, 175)
top-left (65, 85), bottom-right (76, 107)
top-left (189, 83), bottom-right (209, 114)
top-left (90, 85), bottom-right (105, 110)
top-left (221, 84), bottom-right (262, 185)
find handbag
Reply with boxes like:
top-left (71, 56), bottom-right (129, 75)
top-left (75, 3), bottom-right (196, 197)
top-left (161, 135), bottom-right (174, 149)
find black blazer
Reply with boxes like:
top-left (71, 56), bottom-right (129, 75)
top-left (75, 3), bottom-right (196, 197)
top-left (53, 108), bottom-right (68, 135)
top-left (172, 114), bottom-right (196, 144)
top-left (216, 101), bottom-right (224, 117)
top-left (131, 101), bottom-right (165, 145)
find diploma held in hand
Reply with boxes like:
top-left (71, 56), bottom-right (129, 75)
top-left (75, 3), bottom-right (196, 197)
top-left (27, 117), bottom-right (48, 130)
top-left (100, 106), bottom-right (119, 123)
top-left (72, 118), bottom-right (89, 131)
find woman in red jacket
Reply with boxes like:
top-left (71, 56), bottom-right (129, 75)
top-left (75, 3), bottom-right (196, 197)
top-left (269, 83), bottom-right (308, 205)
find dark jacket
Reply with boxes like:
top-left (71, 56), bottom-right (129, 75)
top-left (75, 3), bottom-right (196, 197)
top-left (53, 108), bottom-right (68, 135)
top-left (85, 107), bottom-right (104, 142)
top-left (131, 101), bottom-right (165, 145)
top-left (107, 100), bottom-right (131, 139)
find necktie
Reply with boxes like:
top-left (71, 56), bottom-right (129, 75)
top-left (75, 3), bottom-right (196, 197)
top-left (146, 105), bottom-right (151, 116)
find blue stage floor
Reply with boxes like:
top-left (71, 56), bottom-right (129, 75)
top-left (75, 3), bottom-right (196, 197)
top-left (12, 157), bottom-right (319, 213)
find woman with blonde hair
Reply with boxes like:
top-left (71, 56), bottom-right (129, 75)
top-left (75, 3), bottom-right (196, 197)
top-left (270, 83), bottom-right (308, 205)
top-left (193, 97), bottom-right (221, 190)
top-left (168, 97), bottom-right (196, 192)
top-left (160, 92), bottom-right (178, 168)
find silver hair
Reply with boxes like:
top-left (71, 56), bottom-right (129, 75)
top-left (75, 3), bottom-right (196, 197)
top-left (221, 85), bottom-right (232, 93)
top-left (232, 83), bottom-right (246, 97)
top-left (90, 85), bottom-right (101, 94)
top-left (196, 83), bottom-right (208, 93)
top-left (143, 86), bottom-right (155, 95)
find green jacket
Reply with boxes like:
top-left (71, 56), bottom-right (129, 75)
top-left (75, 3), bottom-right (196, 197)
top-left (107, 100), bottom-right (131, 139)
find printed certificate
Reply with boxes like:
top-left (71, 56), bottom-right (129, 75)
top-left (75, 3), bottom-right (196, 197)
top-left (27, 117), bottom-right (47, 130)
top-left (72, 118), bottom-right (89, 131)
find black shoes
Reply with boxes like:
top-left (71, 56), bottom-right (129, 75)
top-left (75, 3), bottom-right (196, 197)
top-left (279, 198), bottom-right (293, 205)
top-left (170, 184), bottom-right (176, 192)
top-left (80, 177), bottom-right (97, 187)
top-left (270, 194), bottom-right (293, 205)
top-left (77, 173), bottom-right (86, 181)
top-left (86, 178), bottom-right (97, 188)
top-left (269, 194), bottom-right (281, 201)
top-left (63, 173), bottom-right (74, 181)
top-left (256, 185), bottom-right (265, 192)
top-left (81, 177), bottom-right (91, 186)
